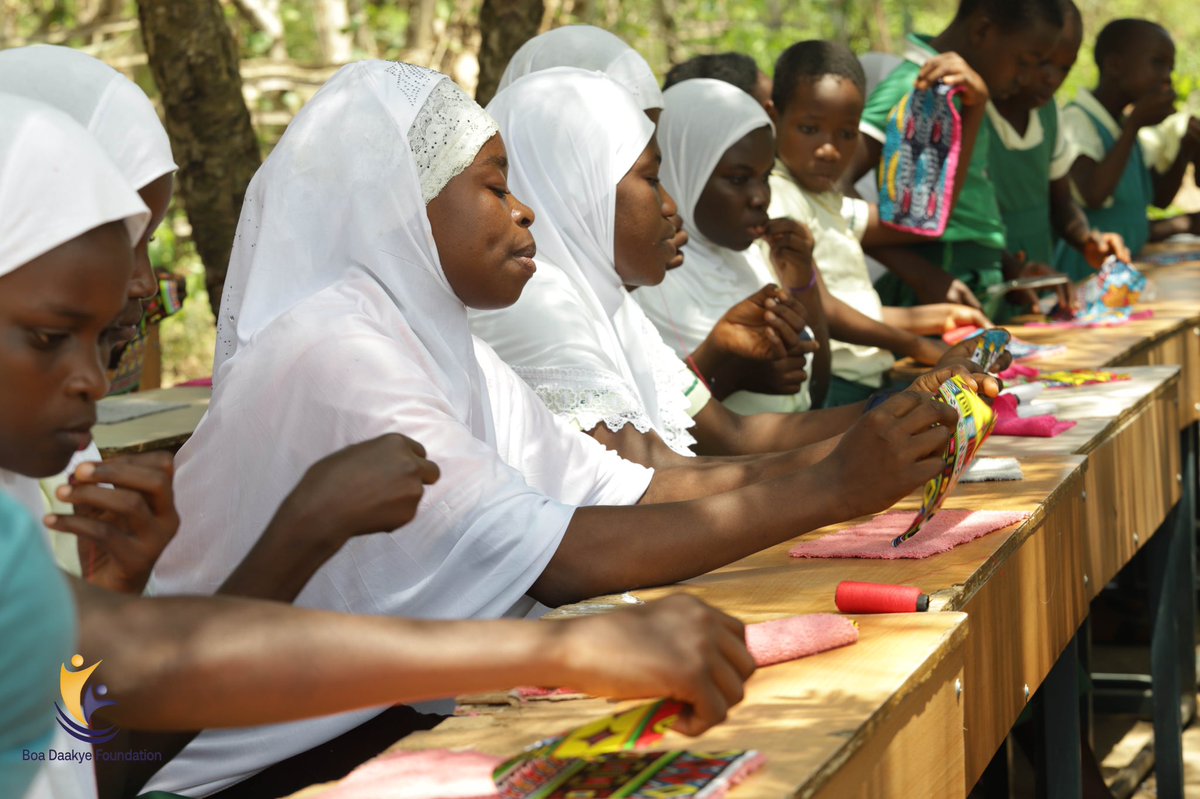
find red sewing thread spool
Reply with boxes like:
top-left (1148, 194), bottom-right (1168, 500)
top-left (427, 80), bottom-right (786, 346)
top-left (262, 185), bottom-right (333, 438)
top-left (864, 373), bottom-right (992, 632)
top-left (835, 581), bottom-right (929, 613)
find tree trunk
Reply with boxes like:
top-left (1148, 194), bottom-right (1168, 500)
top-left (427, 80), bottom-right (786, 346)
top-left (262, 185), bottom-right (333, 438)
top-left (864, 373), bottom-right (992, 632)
top-left (314, 0), bottom-right (353, 64)
top-left (406, 0), bottom-right (437, 53)
top-left (475, 0), bottom-right (543, 106)
top-left (137, 0), bottom-right (261, 316)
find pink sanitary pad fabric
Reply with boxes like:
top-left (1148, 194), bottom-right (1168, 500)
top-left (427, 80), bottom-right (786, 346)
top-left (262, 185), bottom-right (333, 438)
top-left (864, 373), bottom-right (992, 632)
top-left (991, 394), bottom-right (1076, 437)
top-left (789, 509), bottom-right (1029, 559)
top-left (744, 614), bottom-right (859, 666)
top-left (998, 363), bottom-right (1040, 382)
top-left (319, 749), bottom-right (501, 799)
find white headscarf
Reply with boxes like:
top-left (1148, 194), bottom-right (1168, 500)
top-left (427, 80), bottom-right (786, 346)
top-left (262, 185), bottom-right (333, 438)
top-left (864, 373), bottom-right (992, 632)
top-left (0, 92), bottom-right (146, 799)
top-left (497, 25), bottom-right (664, 111)
top-left (0, 45), bottom-right (176, 192)
top-left (635, 79), bottom-right (812, 414)
top-left (212, 62), bottom-right (497, 433)
top-left (148, 63), bottom-right (650, 796)
top-left (471, 69), bottom-right (698, 455)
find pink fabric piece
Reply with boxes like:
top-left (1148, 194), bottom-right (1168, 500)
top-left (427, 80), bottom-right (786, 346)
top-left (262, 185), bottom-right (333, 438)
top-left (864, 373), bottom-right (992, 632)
top-left (1025, 309), bottom-right (1154, 329)
top-left (991, 394), bottom-right (1076, 437)
top-left (998, 363), bottom-right (1039, 382)
top-left (789, 509), bottom-right (1029, 559)
top-left (744, 614), bottom-right (859, 666)
top-left (174, 376), bottom-right (213, 388)
top-left (511, 686), bottom-right (585, 701)
top-left (319, 749), bottom-right (501, 799)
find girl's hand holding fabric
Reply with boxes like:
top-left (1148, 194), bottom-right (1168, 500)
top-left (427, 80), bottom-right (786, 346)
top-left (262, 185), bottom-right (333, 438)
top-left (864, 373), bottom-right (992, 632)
top-left (1083, 231), bottom-right (1130, 269)
top-left (711, 285), bottom-right (814, 362)
top-left (552, 594), bottom-right (754, 736)
top-left (915, 52), bottom-right (989, 106)
top-left (824, 392), bottom-right (957, 520)
top-left (46, 451), bottom-right (179, 594)
top-left (911, 362), bottom-right (1003, 399)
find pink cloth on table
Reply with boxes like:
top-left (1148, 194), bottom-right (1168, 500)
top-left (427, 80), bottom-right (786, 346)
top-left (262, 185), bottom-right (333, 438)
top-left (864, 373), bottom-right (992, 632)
top-left (991, 394), bottom-right (1076, 437)
top-left (744, 614), bottom-right (859, 666)
top-left (174, 376), bottom-right (213, 388)
top-left (319, 749), bottom-right (501, 799)
top-left (998, 363), bottom-right (1039, 382)
top-left (789, 509), bottom-right (1029, 559)
top-left (1025, 309), bottom-right (1153, 329)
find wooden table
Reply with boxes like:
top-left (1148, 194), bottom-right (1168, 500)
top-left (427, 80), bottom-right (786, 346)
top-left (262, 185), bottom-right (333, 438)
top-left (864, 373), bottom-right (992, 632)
top-left (92, 386), bottom-right (210, 457)
top-left (284, 257), bottom-right (1200, 799)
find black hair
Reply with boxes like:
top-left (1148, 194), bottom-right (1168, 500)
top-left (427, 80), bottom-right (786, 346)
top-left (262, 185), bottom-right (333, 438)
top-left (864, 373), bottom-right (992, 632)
top-left (771, 40), bottom-right (866, 114)
top-left (663, 52), bottom-right (760, 95)
top-left (953, 0), bottom-right (1065, 32)
top-left (1094, 18), bottom-right (1171, 71)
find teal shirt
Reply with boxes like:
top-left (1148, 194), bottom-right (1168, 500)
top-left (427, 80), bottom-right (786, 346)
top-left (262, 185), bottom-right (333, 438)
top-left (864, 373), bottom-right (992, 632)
top-left (0, 490), bottom-right (76, 798)
top-left (862, 34), bottom-right (1008, 252)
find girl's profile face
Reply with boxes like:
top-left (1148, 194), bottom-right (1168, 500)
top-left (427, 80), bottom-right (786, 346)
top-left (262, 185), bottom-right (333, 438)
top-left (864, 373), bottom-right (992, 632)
top-left (614, 137), bottom-right (678, 287)
top-left (427, 134), bottom-right (538, 311)
top-left (109, 173), bottom-right (173, 354)
top-left (694, 125), bottom-right (773, 252)
top-left (0, 222), bottom-right (132, 477)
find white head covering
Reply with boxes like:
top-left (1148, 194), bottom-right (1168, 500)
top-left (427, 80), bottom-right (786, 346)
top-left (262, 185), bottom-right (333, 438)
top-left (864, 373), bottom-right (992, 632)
top-left (634, 79), bottom-right (812, 413)
top-left (635, 79), bottom-right (774, 353)
top-left (0, 45), bottom-right (176, 191)
top-left (497, 25), bottom-right (664, 111)
top-left (471, 68), bottom-right (698, 455)
top-left (0, 92), bottom-right (149, 280)
top-left (213, 62), bottom-right (497, 435)
top-left (0, 90), bottom-right (146, 642)
top-left (147, 63), bottom-right (652, 795)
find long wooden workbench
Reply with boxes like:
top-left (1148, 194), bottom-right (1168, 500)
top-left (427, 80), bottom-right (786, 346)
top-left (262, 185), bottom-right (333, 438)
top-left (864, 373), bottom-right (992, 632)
top-left (283, 254), bottom-right (1200, 798)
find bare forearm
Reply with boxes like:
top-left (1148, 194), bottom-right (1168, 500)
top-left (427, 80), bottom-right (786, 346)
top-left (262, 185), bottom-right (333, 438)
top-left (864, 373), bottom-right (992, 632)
top-left (533, 467), bottom-right (845, 606)
top-left (1153, 155), bottom-right (1190, 208)
top-left (74, 579), bottom-right (579, 730)
top-left (219, 502), bottom-right (342, 601)
top-left (1074, 130), bottom-right (1139, 209)
top-left (826, 294), bottom-right (926, 358)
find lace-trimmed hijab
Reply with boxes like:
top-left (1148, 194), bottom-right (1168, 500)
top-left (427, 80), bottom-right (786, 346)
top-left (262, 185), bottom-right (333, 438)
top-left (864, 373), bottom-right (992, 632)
top-left (147, 63), bottom-right (654, 796)
top-left (471, 69), bottom-right (699, 456)
top-left (497, 25), bottom-right (664, 111)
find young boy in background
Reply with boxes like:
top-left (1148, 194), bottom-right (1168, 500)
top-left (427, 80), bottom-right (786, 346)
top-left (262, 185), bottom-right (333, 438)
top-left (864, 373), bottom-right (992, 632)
top-left (1058, 17), bottom-right (1200, 278)
top-left (846, 0), bottom-right (1065, 312)
top-left (767, 40), bottom-right (990, 405)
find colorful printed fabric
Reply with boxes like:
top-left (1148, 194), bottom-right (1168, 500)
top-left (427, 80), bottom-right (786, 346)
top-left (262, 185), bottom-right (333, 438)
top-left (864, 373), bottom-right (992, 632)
top-left (894, 375), bottom-right (995, 546)
top-left (1141, 249), bottom-right (1200, 266)
top-left (878, 82), bottom-right (963, 236)
top-left (969, 328), bottom-right (1010, 371)
top-left (1038, 370), bottom-right (1131, 388)
top-left (1080, 257), bottom-right (1147, 316)
top-left (493, 701), bottom-right (764, 798)
top-left (497, 749), bottom-right (765, 799)
top-left (945, 325), bottom-right (1067, 361)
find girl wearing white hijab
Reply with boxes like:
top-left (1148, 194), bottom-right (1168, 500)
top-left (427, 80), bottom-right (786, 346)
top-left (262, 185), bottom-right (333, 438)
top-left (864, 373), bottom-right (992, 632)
top-left (474, 69), bottom-right (935, 464)
top-left (0, 90), bottom-right (751, 799)
top-left (497, 24), bottom-right (664, 112)
top-left (146, 60), bottom-right (963, 795)
top-left (0, 45), bottom-right (180, 578)
top-left (636, 78), bottom-right (817, 416)
top-left (0, 91), bottom-right (148, 799)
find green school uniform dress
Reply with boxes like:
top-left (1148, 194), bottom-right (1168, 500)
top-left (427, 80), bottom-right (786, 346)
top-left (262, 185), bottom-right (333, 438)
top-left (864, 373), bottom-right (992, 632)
top-left (1055, 95), bottom-right (1154, 280)
top-left (861, 34), bottom-right (1008, 309)
top-left (0, 489), bottom-right (77, 798)
top-left (987, 102), bottom-right (1066, 265)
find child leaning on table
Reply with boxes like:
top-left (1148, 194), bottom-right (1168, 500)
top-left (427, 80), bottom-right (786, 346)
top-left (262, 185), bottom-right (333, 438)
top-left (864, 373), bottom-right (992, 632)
top-left (766, 40), bottom-right (991, 406)
top-left (1057, 17), bottom-right (1200, 279)
top-left (844, 0), bottom-right (1066, 313)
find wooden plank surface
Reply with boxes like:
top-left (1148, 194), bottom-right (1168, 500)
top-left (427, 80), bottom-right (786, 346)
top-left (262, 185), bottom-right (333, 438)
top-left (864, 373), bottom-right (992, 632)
top-left (293, 613), bottom-right (970, 799)
top-left (92, 386), bottom-right (210, 457)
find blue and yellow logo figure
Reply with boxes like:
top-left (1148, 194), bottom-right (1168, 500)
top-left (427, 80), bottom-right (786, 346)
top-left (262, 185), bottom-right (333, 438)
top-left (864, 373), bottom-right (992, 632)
top-left (55, 654), bottom-right (118, 744)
